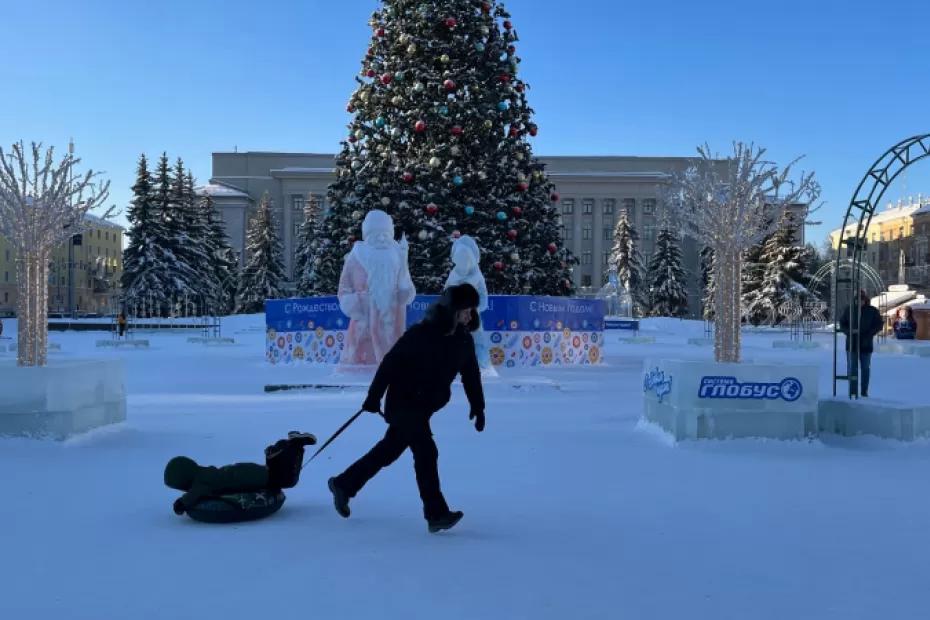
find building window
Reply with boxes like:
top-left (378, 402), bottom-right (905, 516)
top-left (622, 198), bottom-right (635, 216)
top-left (582, 226), bottom-right (592, 240)
top-left (581, 251), bottom-right (592, 265)
top-left (581, 274), bottom-right (592, 287)
top-left (603, 199), bottom-right (615, 215)
top-left (565, 228), bottom-right (574, 241)
top-left (643, 225), bottom-right (656, 242)
top-left (582, 199), bottom-right (594, 215)
top-left (603, 252), bottom-right (611, 265)
top-left (562, 199), bottom-right (575, 215)
top-left (603, 228), bottom-right (613, 241)
top-left (643, 199), bottom-right (656, 216)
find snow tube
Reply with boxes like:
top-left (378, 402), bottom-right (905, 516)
top-left (186, 490), bottom-right (286, 524)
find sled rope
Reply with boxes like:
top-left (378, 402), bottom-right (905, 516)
top-left (302, 409), bottom-right (365, 469)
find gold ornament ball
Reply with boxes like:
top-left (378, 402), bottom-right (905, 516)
top-left (407, 44), bottom-right (417, 54)
top-left (440, 54), bottom-right (450, 63)
top-left (418, 229), bottom-right (428, 240)
top-left (352, 210), bottom-right (363, 219)
top-left (381, 197), bottom-right (391, 206)
top-left (510, 252), bottom-right (520, 261)
top-left (429, 156), bottom-right (442, 167)
top-left (392, 95), bottom-right (404, 106)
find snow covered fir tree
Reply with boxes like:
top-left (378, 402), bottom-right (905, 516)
top-left (646, 219), bottom-right (689, 317)
top-left (236, 192), bottom-right (286, 313)
top-left (749, 212), bottom-right (815, 324)
top-left (312, 0), bottom-right (574, 295)
top-left (121, 153), bottom-right (238, 316)
top-left (608, 209), bottom-right (647, 316)
top-left (294, 193), bottom-right (322, 297)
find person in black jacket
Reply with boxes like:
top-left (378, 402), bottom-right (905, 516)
top-left (839, 289), bottom-right (884, 397)
top-left (328, 283), bottom-right (486, 533)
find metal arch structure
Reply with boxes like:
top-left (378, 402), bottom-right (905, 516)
top-left (810, 259), bottom-right (885, 309)
top-left (833, 134), bottom-right (930, 397)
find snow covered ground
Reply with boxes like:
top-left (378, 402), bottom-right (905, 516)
top-left (1, 315), bottom-right (930, 619)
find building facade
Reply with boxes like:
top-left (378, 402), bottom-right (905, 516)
top-left (830, 195), bottom-right (930, 289)
top-left (0, 214), bottom-right (124, 317)
top-left (205, 152), bottom-right (806, 317)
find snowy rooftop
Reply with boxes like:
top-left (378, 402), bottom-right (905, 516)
top-left (832, 196), bottom-right (930, 235)
top-left (271, 167), bottom-right (336, 174)
top-left (196, 182), bottom-right (251, 199)
top-left (82, 212), bottom-right (124, 231)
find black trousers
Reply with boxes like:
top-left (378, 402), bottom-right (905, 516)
top-left (335, 419), bottom-right (449, 521)
top-left (847, 350), bottom-right (873, 396)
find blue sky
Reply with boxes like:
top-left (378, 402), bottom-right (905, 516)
top-left (1, 0), bottom-right (928, 245)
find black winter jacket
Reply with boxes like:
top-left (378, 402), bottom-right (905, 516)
top-left (365, 319), bottom-right (485, 424)
top-left (839, 302), bottom-right (884, 354)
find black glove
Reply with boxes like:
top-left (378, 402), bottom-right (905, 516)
top-left (469, 409), bottom-right (486, 432)
top-left (173, 499), bottom-right (186, 515)
top-left (362, 396), bottom-right (382, 414)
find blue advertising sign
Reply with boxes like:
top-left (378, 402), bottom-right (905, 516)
top-left (697, 376), bottom-right (803, 402)
top-left (266, 295), bottom-right (605, 333)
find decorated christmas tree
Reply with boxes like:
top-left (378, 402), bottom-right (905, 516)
top-left (313, 0), bottom-right (573, 295)
top-left (236, 192), bottom-right (286, 313)
top-left (646, 220), bottom-right (689, 317)
top-left (609, 210), bottom-right (648, 316)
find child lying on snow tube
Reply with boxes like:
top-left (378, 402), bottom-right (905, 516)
top-left (164, 431), bottom-right (317, 523)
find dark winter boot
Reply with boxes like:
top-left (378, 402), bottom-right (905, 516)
top-left (265, 439), bottom-right (304, 489)
top-left (288, 431), bottom-right (317, 447)
top-left (427, 510), bottom-right (464, 533)
top-left (328, 477), bottom-right (351, 518)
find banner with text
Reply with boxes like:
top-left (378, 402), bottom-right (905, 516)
top-left (265, 295), bottom-right (605, 367)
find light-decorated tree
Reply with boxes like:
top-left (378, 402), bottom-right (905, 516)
top-left (699, 246), bottom-right (715, 320)
top-left (236, 192), bottom-right (286, 313)
top-left (294, 193), bottom-right (323, 296)
top-left (315, 0), bottom-right (573, 295)
top-left (609, 209), bottom-right (648, 316)
top-left (0, 141), bottom-right (112, 366)
top-left (646, 219), bottom-right (689, 317)
top-left (669, 142), bottom-right (820, 362)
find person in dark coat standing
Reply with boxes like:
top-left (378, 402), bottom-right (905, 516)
top-left (328, 283), bottom-right (486, 533)
top-left (839, 289), bottom-right (884, 397)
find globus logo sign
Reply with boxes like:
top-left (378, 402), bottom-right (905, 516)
top-left (698, 376), bottom-right (803, 402)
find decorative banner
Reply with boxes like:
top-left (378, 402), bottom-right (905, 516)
top-left (265, 295), bottom-right (605, 367)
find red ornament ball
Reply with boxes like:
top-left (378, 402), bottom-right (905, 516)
top-left (376, 27), bottom-right (386, 37)
top-left (547, 242), bottom-right (558, 254)
top-left (493, 261), bottom-right (505, 271)
top-left (414, 120), bottom-right (427, 133)
top-left (507, 229), bottom-right (518, 240)
top-left (402, 171), bottom-right (414, 183)
top-left (445, 17), bottom-right (457, 28)
top-left (516, 182), bottom-right (529, 192)
top-left (381, 73), bottom-right (393, 85)
top-left (509, 126), bottom-right (520, 138)
top-left (550, 192), bottom-right (560, 202)
top-left (426, 203), bottom-right (439, 215)
top-left (367, 47), bottom-right (374, 57)
top-left (366, 69), bottom-right (376, 78)
top-left (499, 73), bottom-right (511, 83)
top-left (443, 79), bottom-right (456, 91)
top-left (451, 230), bottom-right (462, 239)
top-left (346, 104), bottom-right (355, 113)
top-left (503, 20), bottom-right (513, 30)
top-left (529, 124), bottom-right (538, 137)
top-left (348, 136), bottom-right (357, 143)
top-left (450, 125), bottom-right (464, 136)
top-left (511, 206), bottom-right (523, 216)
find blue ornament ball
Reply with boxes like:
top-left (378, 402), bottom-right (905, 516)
top-left (394, 71), bottom-right (405, 81)
top-left (375, 117), bottom-right (386, 128)
top-left (438, 105), bottom-right (449, 115)
top-left (496, 211), bottom-right (507, 221)
top-left (464, 205), bottom-right (475, 216)
top-left (475, 42), bottom-right (486, 52)
top-left (497, 101), bottom-right (510, 111)
top-left (453, 175), bottom-right (464, 186)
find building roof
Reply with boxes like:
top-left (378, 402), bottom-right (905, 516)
top-left (196, 182), bottom-right (252, 199)
top-left (831, 197), bottom-right (930, 237)
top-left (83, 212), bottom-right (124, 231)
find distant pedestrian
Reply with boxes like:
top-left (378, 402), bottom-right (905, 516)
top-left (327, 283), bottom-right (486, 533)
top-left (893, 306), bottom-right (916, 340)
top-left (839, 289), bottom-right (883, 397)
top-left (117, 312), bottom-right (127, 338)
